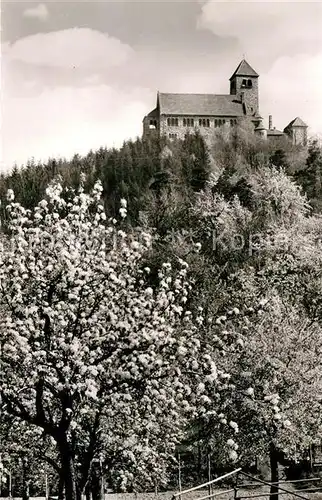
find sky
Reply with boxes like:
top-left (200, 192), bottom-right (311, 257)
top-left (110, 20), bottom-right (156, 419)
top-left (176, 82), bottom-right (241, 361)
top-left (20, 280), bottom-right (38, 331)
top-left (1, 0), bottom-right (322, 170)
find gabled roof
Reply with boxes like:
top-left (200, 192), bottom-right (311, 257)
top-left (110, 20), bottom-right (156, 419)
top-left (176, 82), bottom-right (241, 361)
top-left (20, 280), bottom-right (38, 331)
top-left (230, 59), bottom-right (259, 80)
top-left (267, 128), bottom-right (285, 136)
top-left (146, 107), bottom-right (158, 118)
top-left (284, 117), bottom-right (308, 130)
top-left (255, 123), bottom-right (266, 131)
top-left (158, 93), bottom-right (244, 117)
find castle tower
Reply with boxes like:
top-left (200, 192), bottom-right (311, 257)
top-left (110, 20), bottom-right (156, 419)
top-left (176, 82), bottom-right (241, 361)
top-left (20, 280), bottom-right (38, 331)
top-left (229, 59), bottom-right (259, 115)
top-left (284, 117), bottom-right (308, 146)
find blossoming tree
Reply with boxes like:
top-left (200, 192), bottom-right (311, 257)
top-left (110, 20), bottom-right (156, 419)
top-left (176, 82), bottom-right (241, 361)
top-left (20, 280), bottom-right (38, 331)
top-left (0, 180), bottom-right (228, 500)
top-left (202, 297), bottom-right (322, 499)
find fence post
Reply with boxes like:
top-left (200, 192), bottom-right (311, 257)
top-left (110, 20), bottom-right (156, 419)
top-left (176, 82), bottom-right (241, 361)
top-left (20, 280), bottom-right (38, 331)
top-left (45, 472), bottom-right (49, 500)
top-left (207, 454), bottom-right (212, 500)
top-left (309, 445), bottom-right (313, 472)
top-left (178, 453), bottom-right (182, 500)
top-left (233, 470), bottom-right (239, 500)
top-left (9, 470), bottom-right (12, 499)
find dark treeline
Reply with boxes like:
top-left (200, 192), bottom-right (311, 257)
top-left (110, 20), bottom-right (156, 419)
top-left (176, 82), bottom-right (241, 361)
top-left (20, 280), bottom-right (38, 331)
top-left (0, 133), bottom-right (211, 227)
top-left (1, 131), bottom-right (320, 228)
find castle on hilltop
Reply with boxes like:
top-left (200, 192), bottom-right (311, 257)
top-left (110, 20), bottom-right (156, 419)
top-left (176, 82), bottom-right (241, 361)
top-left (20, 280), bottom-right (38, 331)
top-left (143, 59), bottom-right (308, 147)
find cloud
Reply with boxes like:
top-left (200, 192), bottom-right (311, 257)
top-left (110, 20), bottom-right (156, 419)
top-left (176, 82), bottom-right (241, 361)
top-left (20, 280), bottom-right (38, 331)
top-left (260, 53), bottom-right (322, 136)
top-left (23, 3), bottom-right (49, 22)
top-left (1, 27), bottom-right (144, 168)
top-left (2, 83), bottom-right (151, 168)
top-left (197, 1), bottom-right (322, 60)
top-left (3, 28), bottom-right (134, 70)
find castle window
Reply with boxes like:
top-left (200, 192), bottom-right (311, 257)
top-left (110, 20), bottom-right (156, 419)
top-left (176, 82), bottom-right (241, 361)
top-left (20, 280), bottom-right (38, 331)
top-left (167, 117), bottom-right (178, 126)
top-left (242, 79), bottom-right (253, 88)
top-left (149, 119), bottom-right (157, 129)
top-left (230, 119), bottom-right (234, 126)
top-left (199, 118), bottom-right (210, 127)
top-left (169, 133), bottom-right (177, 140)
top-left (183, 118), bottom-right (194, 127)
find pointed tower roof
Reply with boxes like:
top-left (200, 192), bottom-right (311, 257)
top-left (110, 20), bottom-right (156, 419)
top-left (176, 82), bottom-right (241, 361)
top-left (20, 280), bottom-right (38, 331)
top-left (255, 122), bottom-right (266, 131)
top-left (230, 59), bottom-right (259, 80)
top-left (284, 117), bottom-right (308, 129)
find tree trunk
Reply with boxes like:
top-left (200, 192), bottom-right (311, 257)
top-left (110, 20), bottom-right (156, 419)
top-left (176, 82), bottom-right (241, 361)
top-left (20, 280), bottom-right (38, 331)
top-left (269, 444), bottom-right (279, 500)
top-left (22, 481), bottom-right (29, 500)
top-left (58, 474), bottom-right (65, 500)
top-left (22, 458), bottom-right (30, 500)
top-left (91, 463), bottom-right (104, 500)
top-left (58, 438), bottom-right (77, 500)
top-left (85, 484), bottom-right (92, 500)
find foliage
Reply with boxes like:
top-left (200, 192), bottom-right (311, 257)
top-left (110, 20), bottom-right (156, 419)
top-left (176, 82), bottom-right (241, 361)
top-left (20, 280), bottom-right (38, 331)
top-left (294, 139), bottom-right (322, 211)
top-left (0, 178), bottom-right (240, 499)
top-left (1, 129), bottom-right (321, 495)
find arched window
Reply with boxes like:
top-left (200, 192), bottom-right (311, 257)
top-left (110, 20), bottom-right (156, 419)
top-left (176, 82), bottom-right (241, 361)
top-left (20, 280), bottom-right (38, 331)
top-left (183, 118), bottom-right (186, 127)
top-left (247, 79), bottom-right (252, 88)
top-left (167, 117), bottom-right (178, 126)
top-left (206, 119), bottom-right (210, 127)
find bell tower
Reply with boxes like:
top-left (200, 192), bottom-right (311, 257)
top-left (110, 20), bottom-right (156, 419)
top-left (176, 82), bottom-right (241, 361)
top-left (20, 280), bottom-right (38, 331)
top-left (229, 59), bottom-right (259, 115)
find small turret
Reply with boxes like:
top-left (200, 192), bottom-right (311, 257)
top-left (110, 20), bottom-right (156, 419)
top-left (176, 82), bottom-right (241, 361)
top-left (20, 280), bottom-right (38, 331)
top-left (284, 117), bottom-right (308, 146)
top-left (254, 119), bottom-right (267, 139)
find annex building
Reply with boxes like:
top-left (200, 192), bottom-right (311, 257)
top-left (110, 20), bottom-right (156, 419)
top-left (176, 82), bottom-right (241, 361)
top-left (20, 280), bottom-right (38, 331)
top-left (143, 59), bottom-right (308, 147)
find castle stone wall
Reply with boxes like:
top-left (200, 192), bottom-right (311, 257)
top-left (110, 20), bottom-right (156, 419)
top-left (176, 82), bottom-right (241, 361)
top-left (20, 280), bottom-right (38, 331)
top-left (159, 116), bottom-right (241, 142)
top-left (292, 127), bottom-right (307, 146)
